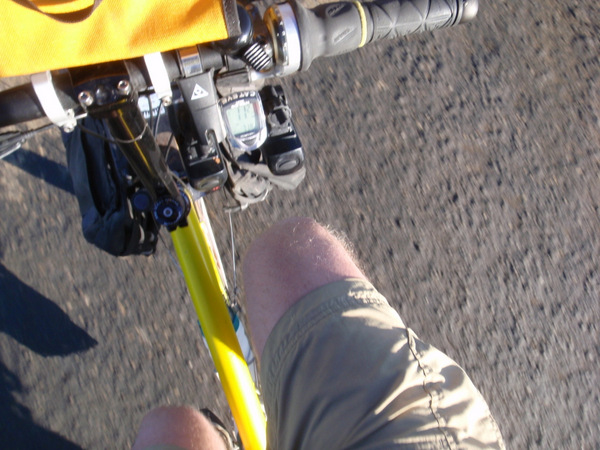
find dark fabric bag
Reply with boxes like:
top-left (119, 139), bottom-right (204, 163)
top-left (63, 117), bottom-right (159, 256)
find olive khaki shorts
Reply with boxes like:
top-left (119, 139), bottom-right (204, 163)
top-left (261, 279), bottom-right (505, 449)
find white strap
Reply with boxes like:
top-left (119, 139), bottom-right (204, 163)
top-left (144, 52), bottom-right (173, 104)
top-left (30, 71), bottom-right (76, 130)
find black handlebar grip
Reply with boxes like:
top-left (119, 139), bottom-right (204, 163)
top-left (364, 0), bottom-right (478, 42)
top-left (290, 0), bottom-right (477, 70)
top-left (291, 1), bottom-right (365, 71)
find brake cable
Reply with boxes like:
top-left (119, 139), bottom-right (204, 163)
top-left (77, 121), bottom-right (150, 145)
top-left (0, 119), bottom-right (78, 159)
top-left (0, 127), bottom-right (47, 159)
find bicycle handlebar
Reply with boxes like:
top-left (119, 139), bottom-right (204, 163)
top-left (366, 0), bottom-right (478, 39)
top-left (0, 0), bottom-right (477, 128)
top-left (0, 84), bottom-right (46, 126)
top-left (291, 0), bottom-right (478, 70)
top-left (0, 74), bottom-right (80, 128)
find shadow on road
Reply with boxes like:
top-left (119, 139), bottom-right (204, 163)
top-left (0, 263), bottom-right (96, 448)
top-left (0, 360), bottom-right (82, 449)
top-left (0, 263), bottom-right (97, 355)
top-left (3, 148), bottom-right (73, 194)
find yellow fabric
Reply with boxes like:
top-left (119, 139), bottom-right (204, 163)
top-left (25, 0), bottom-right (97, 14)
top-left (0, 0), bottom-right (231, 77)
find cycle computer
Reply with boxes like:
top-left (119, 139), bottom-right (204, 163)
top-left (219, 91), bottom-right (267, 152)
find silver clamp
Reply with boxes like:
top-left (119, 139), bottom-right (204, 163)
top-left (264, 3), bottom-right (301, 76)
top-left (30, 71), bottom-right (77, 132)
top-left (144, 52), bottom-right (173, 106)
top-left (177, 46), bottom-right (204, 78)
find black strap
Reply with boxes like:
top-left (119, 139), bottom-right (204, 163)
top-left (12, 0), bottom-right (102, 23)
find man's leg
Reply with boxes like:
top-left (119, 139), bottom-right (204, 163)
top-left (242, 216), bottom-right (366, 359)
top-left (132, 406), bottom-right (228, 450)
top-left (242, 217), bottom-right (504, 449)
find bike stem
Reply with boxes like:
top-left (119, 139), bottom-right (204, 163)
top-left (71, 63), bottom-right (189, 227)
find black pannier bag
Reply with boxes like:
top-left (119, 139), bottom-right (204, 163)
top-left (63, 117), bottom-right (159, 256)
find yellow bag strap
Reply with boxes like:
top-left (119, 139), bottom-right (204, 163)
top-left (11, 0), bottom-right (102, 23)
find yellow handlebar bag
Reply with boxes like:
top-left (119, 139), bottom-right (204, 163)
top-left (0, 0), bottom-right (240, 77)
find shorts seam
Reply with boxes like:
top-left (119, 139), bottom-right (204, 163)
top-left (407, 329), bottom-right (456, 450)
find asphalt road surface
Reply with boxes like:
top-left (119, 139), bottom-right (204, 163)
top-left (1, 0), bottom-right (598, 448)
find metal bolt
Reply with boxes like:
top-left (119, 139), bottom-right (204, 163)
top-left (62, 123), bottom-right (76, 133)
top-left (117, 80), bottom-right (132, 95)
top-left (62, 110), bottom-right (77, 133)
top-left (95, 86), bottom-right (109, 104)
top-left (78, 91), bottom-right (94, 107)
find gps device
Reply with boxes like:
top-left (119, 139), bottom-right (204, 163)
top-left (219, 90), bottom-right (267, 152)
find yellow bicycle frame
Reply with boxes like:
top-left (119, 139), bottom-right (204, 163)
top-left (170, 193), bottom-right (266, 450)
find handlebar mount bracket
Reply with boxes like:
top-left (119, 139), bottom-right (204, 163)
top-left (31, 71), bottom-right (77, 132)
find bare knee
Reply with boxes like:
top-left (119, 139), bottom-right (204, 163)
top-left (242, 217), bottom-right (365, 359)
top-left (132, 406), bottom-right (227, 450)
